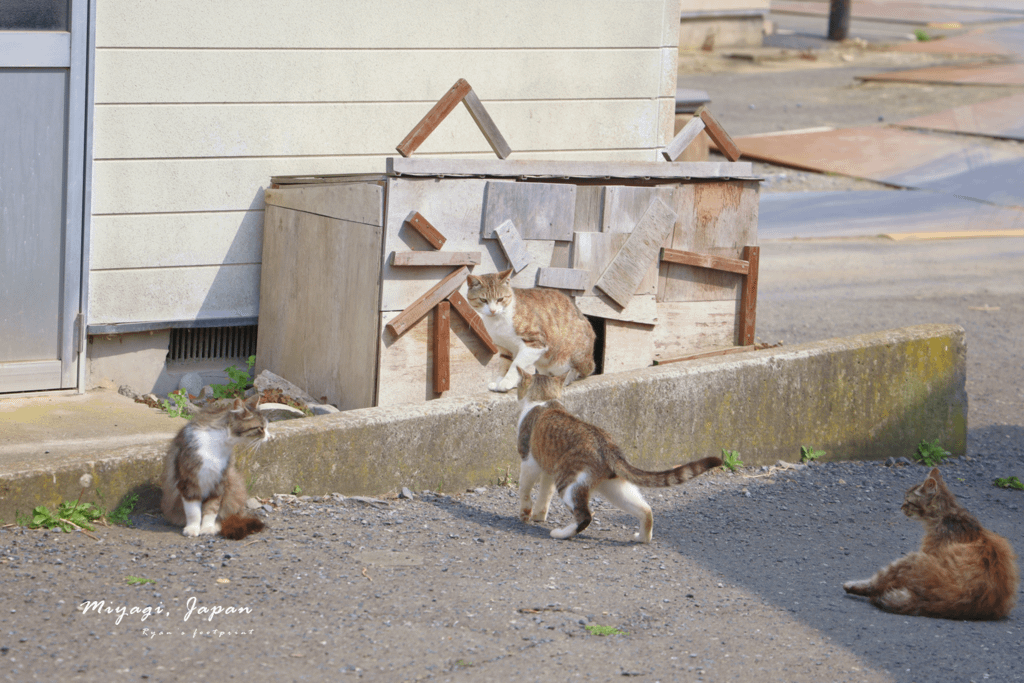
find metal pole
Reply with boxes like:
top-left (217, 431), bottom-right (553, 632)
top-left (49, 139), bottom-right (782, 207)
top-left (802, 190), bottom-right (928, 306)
top-left (828, 0), bottom-right (851, 41)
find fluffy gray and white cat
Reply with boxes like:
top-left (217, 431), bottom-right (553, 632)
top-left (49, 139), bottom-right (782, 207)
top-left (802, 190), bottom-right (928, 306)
top-left (160, 394), bottom-right (267, 539)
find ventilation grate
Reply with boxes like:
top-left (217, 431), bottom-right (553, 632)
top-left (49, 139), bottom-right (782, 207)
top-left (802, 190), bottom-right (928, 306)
top-left (167, 325), bottom-right (258, 363)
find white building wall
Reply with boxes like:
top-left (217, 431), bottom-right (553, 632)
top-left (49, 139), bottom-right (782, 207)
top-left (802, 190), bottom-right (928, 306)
top-left (88, 0), bottom-right (681, 327)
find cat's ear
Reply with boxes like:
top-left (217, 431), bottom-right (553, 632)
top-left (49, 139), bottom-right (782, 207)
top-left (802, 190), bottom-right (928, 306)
top-left (244, 392), bottom-right (261, 412)
top-left (230, 397), bottom-right (245, 413)
top-left (497, 268), bottom-right (514, 283)
top-left (516, 366), bottom-right (531, 382)
top-left (921, 475), bottom-right (938, 494)
top-left (466, 274), bottom-right (481, 289)
top-left (929, 467), bottom-right (943, 481)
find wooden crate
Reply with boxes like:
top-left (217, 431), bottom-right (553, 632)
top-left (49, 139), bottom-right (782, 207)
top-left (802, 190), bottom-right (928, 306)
top-left (257, 158), bottom-right (759, 409)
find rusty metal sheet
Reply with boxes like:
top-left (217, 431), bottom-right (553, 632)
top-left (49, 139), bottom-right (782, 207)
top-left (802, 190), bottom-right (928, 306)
top-left (758, 190), bottom-right (1024, 240)
top-left (859, 63), bottom-right (1024, 86)
top-left (731, 126), bottom-right (1024, 207)
top-left (770, 0), bottom-right (1022, 24)
top-left (896, 94), bottom-right (1024, 141)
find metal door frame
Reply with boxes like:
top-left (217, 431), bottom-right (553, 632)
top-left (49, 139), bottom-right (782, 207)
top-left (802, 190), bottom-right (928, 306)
top-left (0, 0), bottom-right (94, 392)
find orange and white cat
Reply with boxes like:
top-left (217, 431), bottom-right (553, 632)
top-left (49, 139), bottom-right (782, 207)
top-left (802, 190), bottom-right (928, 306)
top-left (466, 269), bottom-right (595, 393)
top-left (515, 369), bottom-right (722, 543)
top-left (844, 467), bottom-right (1018, 620)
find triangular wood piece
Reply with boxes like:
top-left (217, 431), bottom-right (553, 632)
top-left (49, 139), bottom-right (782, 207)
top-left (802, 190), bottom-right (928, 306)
top-left (396, 78), bottom-right (512, 159)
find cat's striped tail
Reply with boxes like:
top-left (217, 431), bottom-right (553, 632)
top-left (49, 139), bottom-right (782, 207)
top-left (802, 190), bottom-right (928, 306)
top-left (613, 455), bottom-right (722, 488)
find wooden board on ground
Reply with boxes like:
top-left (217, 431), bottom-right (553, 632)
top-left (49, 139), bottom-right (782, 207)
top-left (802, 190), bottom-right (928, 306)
top-left (652, 300), bottom-right (739, 362)
top-left (377, 310), bottom-right (506, 407)
top-left (594, 198), bottom-right (677, 309)
top-left (659, 182), bottom-right (759, 303)
top-left (482, 181), bottom-right (576, 240)
top-left (603, 320), bottom-right (655, 374)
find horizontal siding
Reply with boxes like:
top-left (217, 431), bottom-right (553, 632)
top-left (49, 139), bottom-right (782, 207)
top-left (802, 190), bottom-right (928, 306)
top-left (93, 100), bottom-right (666, 160)
top-left (90, 212), bottom-right (262, 270)
top-left (95, 49), bottom-right (669, 104)
top-left (96, 0), bottom-right (671, 49)
top-left (91, 149), bottom-right (660, 216)
top-left (89, 265), bottom-right (260, 325)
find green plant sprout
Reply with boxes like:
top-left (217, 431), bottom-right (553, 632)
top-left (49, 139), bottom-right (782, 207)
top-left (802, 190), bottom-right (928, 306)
top-left (126, 576), bottom-right (156, 586)
top-left (29, 501), bottom-right (104, 533)
top-left (291, 485), bottom-right (303, 496)
top-left (161, 388), bottom-right (191, 419)
top-left (720, 449), bottom-right (743, 472)
top-left (210, 355), bottom-right (257, 400)
top-left (585, 624), bottom-right (627, 636)
top-left (914, 29), bottom-right (931, 41)
top-left (107, 493), bottom-right (139, 527)
top-left (800, 446), bottom-right (825, 463)
top-left (994, 476), bottom-right (1024, 491)
top-left (915, 439), bottom-right (950, 467)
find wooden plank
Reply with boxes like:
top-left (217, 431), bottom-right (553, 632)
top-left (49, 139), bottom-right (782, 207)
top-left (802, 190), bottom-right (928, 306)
top-left (404, 211), bottom-right (447, 250)
top-left (447, 291), bottom-right (498, 354)
top-left (462, 89), bottom-right (512, 159)
top-left (652, 300), bottom-right (739, 362)
top-left (263, 182), bottom-right (384, 225)
top-left (657, 344), bottom-right (756, 366)
top-left (386, 157), bottom-right (755, 179)
top-left (575, 293), bottom-right (658, 325)
top-left (738, 246), bottom-right (760, 346)
top-left (433, 302), bottom-right (451, 393)
top-left (660, 247), bottom-right (749, 275)
top-left (255, 205), bottom-right (382, 411)
top-left (573, 185), bottom-right (604, 232)
top-left (482, 181), bottom-right (576, 240)
top-left (663, 116), bottom-right (707, 162)
top-left (603, 320), bottom-right (655, 374)
top-left (700, 108), bottom-right (741, 162)
top-left (385, 266), bottom-right (469, 337)
top-left (550, 240), bottom-right (572, 268)
top-left (601, 186), bottom-right (675, 234)
top-left (391, 251), bottom-right (481, 267)
top-left (493, 219), bottom-right (531, 273)
top-left (536, 267), bottom-right (590, 292)
top-left (572, 231), bottom-right (657, 296)
top-left (594, 198), bottom-right (677, 309)
top-left (395, 78), bottom-right (472, 157)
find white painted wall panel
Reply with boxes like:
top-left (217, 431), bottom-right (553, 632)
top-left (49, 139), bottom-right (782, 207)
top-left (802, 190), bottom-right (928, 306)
top-left (95, 49), bottom-right (667, 104)
top-left (89, 265), bottom-right (261, 324)
top-left (90, 212), bottom-right (262, 270)
top-left (97, 0), bottom-right (669, 49)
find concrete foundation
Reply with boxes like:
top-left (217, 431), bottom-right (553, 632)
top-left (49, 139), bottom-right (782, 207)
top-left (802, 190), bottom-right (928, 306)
top-left (0, 324), bottom-right (966, 522)
top-left (680, 13), bottom-right (766, 50)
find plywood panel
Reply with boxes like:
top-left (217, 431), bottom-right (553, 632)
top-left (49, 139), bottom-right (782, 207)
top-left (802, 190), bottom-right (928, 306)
top-left (652, 300), bottom-right (740, 362)
top-left (482, 181), bottom-right (576, 240)
top-left (572, 231), bottom-right (659, 305)
top-left (573, 185), bottom-right (604, 233)
top-left (97, 0), bottom-right (672, 49)
top-left (895, 93), bottom-right (1024, 141)
top-left (659, 182), bottom-right (759, 303)
top-left (601, 186), bottom-right (675, 233)
top-left (377, 310), bottom-right (507, 407)
top-left (594, 198), bottom-right (677, 308)
top-left (493, 220), bottom-right (532, 273)
top-left (603, 320), bottom-right (654, 374)
top-left (255, 206), bottom-right (382, 411)
top-left (575, 293), bottom-right (658, 325)
top-left (264, 182), bottom-right (383, 225)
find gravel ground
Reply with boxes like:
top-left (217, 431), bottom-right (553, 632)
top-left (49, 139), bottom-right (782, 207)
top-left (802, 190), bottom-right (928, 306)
top-left (1, 45), bottom-right (1022, 683)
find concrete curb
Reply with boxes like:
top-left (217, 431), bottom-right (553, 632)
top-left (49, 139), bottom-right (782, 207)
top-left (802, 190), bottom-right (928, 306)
top-left (0, 324), bottom-right (966, 522)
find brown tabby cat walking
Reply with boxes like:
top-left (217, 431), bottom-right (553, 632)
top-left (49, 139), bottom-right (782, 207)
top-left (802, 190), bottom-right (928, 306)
top-left (161, 394), bottom-right (267, 540)
top-left (516, 369), bottom-right (722, 543)
top-left (843, 467), bottom-right (1018, 620)
top-left (466, 269), bottom-right (595, 393)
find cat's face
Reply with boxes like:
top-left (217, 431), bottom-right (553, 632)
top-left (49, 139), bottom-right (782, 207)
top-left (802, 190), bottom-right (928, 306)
top-left (516, 368), bottom-right (567, 402)
top-left (466, 269), bottom-right (514, 317)
top-left (229, 393), bottom-right (268, 443)
top-left (901, 467), bottom-right (949, 519)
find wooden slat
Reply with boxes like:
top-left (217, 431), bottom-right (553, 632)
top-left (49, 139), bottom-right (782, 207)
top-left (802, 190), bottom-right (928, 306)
top-left (575, 293), bottom-right (658, 325)
top-left (395, 78), bottom-right (473, 157)
top-left (536, 267), bottom-right (590, 292)
top-left (662, 116), bottom-right (707, 162)
top-left (482, 181), bottom-right (576, 240)
top-left (699, 108), bottom-right (742, 162)
top-left (404, 211), bottom-right (447, 250)
top-left (594, 198), bottom-right (677, 309)
top-left (462, 89), bottom-right (512, 159)
top-left (447, 291), bottom-right (498, 354)
top-left (391, 251), bottom-right (481, 267)
top-left (386, 157), bottom-right (755, 179)
top-left (603, 320), bottom-right (655, 374)
top-left (385, 266), bottom-right (469, 337)
top-left (652, 300), bottom-right (739, 362)
top-left (657, 344), bottom-right (755, 366)
top-left (601, 185), bottom-right (675, 234)
top-left (433, 302), bottom-right (451, 393)
top-left (660, 247), bottom-right (749, 275)
top-left (493, 219), bottom-right (531, 273)
top-left (738, 246), bottom-right (760, 346)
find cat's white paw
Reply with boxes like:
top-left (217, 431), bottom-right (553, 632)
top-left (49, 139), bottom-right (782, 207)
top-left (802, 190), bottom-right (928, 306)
top-left (182, 524), bottom-right (201, 537)
top-left (634, 530), bottom-right (652, 544)
top-left (489, 378), bottom-right (517, 393)
top-left (199, 521), bottom-right (221, 535)
top-left (531, 510), bottom-right (549, 522)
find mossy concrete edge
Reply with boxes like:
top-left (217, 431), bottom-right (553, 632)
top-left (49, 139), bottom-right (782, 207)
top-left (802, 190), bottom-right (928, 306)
top-left (0, 324), bottom-right (966, 522)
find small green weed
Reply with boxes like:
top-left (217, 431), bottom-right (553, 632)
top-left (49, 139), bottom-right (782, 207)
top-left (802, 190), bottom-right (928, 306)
top-left (29, 501), bottom-right (104, 533)
top-left (915, 439), bottom-right (950, 467)
top-left (126, 576), bottom-right (155, 586)
top-left (720, 449), bottom-right (743, 472)
top-left (994, 476), bottom-right (1024, 491)
top-left (291, 485), bottom-right (303, 496)
top-left (161, 388), bottom-right (192, 420)
top-left (107, 493), bottom-right (139, 527)
top-left (495, 465), bottom-right (514, 487)
top-left (800, 446), bottom-right (825, 463)
top-left (585, 624), bottom-right (627, 636)
top-left (914, 29), bottom-right (931, 41)
top-left (210, 355), bottom-right (256, 400)
top-left (454, 659), bottom-right (475, 668)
